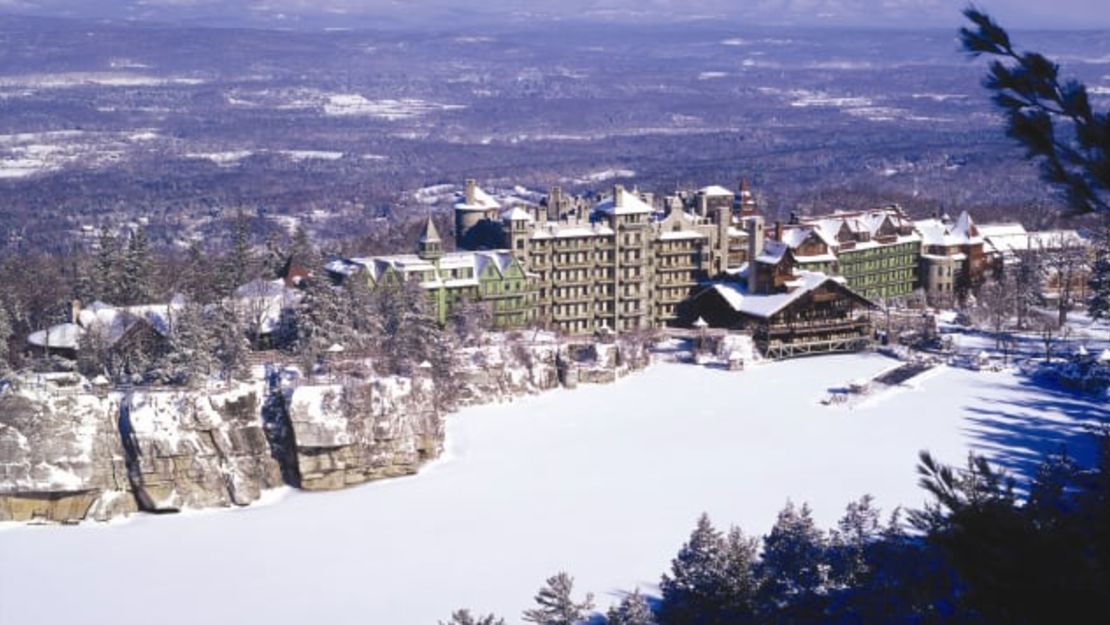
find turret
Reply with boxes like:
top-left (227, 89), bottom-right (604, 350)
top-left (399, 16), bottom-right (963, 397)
top-left (417, 216), bottom-right (444, 262)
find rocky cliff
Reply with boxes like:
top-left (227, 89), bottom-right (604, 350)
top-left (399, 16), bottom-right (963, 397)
top-left (0, 335), bottom-right (647, 523)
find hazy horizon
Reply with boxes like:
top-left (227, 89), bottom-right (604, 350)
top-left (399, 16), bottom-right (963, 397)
top-left (0, 0), bottom-right (1105, 31)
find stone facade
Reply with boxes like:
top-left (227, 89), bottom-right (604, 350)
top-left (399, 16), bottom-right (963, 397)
top-left (458, 181), bottom-right (756, 334)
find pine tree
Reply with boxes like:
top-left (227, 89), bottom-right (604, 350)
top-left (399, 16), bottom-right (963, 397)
top-left (828, 495), bottom-right (882, 588)
top-left (290, 223), bottom-right (321, 269)
top-left (0, 302), bottom-right (11, 371)
top-left (294, 277), bottom-right (345, 375)
top-left (92, 228), bottom-right (123, 303)
top-left (121, 226), bottom-right (155, 305)
top-left (1088, 223), bottom-right (1110, 334)
top-left (757, 501), bottom-right (828, 611)
top-left (658, 513), bottom-right (728, 625)
top-left (439, 610), bottom-right (506, 625)
top-left (719, 526), bottom-right (759, 622)
top-left (163, 302), bottom-right (216, 386)
top-left (961, 9), bottom-right (1109, 215)
top-left (1014, 251), bottom-right (1043, 328)
top-left (521, 572), bottom-right (594, 625)
top-left (212, 303), bottom-right (249, 382)
top-left (262, 229), bottom-right (287, 279)
top-left (219, 213), bottom-right (255, 297)
top-left (606, 589), bottom-right (657, 625)
top-left (181, 242), bottom-right (217, 305)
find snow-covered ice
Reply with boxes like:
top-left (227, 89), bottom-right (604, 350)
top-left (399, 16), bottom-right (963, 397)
top-left (1, 354), bottom-right (1105, 625)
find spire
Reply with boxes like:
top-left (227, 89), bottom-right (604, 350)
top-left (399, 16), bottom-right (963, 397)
top-left (417, 216), bottom-right (444, 261)
top-left (419, 215), bottom-right (442, 243)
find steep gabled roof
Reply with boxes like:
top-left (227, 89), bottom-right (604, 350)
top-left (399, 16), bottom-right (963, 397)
top-left (594, 187), bottom-right (654, 216)
top-left (697, 271), bottom-right (872, 319)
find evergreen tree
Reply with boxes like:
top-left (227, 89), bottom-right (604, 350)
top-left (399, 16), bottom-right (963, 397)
top-left (828, 495), bottom-right (882, 588)
top-left (294, 277), bottom-right (345, 375)
top-left (1014, 251), bottom-right (1043, 328)
top-left (439, 610), bottom-right (506, 625)
top-left (521, 572), bottom-right (594, 625)
top-left (1088, 223), bottom-right (1110, 334)
top-left (606, 589), bottom-right (657, 625)
top-left (757, 501), bottom-right (828, 612)
top-left (181, 242), bottom-right (217, 305)
top-left (92, 228), bottom-right (122, 303)
top-left (212, 303), bottom-right (250, 382)
top-left (0, 302), bottom-right (11, 371)
top-left (339, 275), bottom-right (382, 352)
top-left (658, 513), bottom-right (728, 625)
top-left (121, 226), bottom-right (155, 305)
top-left (961, 9), bottom-right (1109, 215)
top-left (162, 302), bottom-right (216, 386)
top-left (719, 526), bottom-right (759, 622)
top-left (219, 213), bottom-right (255, 297)
top-left (290, 223), bottom-right (321, 269)
top-left (262, 229), bottom-right (287, 279)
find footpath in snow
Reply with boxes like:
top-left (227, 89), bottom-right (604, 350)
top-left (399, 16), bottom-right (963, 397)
top-left (1, 354), bottom-right (1106, 625)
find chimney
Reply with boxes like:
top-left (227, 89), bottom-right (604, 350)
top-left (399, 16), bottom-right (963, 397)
top-left (464, 179), bottom-right (477, 205)
top-left (697, 193), bottom-right (709, 217)
top-left (774, 221), bottom-right (783, 242)
top-left (613, 184), bottom-right (624, 208)
top-left (747, 215), bottom-right (765, 263)
top-left (71, 299), bottom-right (82, 324)
top-left (548, 186), bottom-right (562, 222)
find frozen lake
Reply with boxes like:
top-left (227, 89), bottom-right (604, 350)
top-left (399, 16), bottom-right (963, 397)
top-left (1, 354), bottom-right (1104, 624)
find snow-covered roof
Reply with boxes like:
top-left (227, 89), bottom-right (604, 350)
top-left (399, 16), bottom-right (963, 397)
top-left (594, 187), bottom-right (654, 216)
top-left (702, 271), bottom-right (856, 319)
top-left (234, 278), bottom-right (288, 299)
top-left (337, 249), bottom-right (520, 289)
top-left (500, 206), bottom-right (535, 222)
top-left (915, 211), bottom-right (983, 247)
top-left (27, 323), bottom-right (83, 350)
top-left (454, 184), bottom-right (501, 212)
top-left (699, 185), bottom-right (734, 198)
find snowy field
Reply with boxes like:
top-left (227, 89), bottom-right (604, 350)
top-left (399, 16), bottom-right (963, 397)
top-left (1, 354), bottom-right (1106, 624)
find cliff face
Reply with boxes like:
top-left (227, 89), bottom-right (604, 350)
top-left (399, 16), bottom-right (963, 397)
top-left (0, 378), bottom-right (284, 522)
top-left (119, 384), bottom-right (284, 512)
top-left (0, 336), bottom-right (647, 523)
top-left (0, 384), bottom-right (134, 522)
top-left (286, 377), bottom-right (444, 490)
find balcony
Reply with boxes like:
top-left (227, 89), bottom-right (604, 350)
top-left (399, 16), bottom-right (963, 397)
top-left (763, 318), bottom-right (870, 336)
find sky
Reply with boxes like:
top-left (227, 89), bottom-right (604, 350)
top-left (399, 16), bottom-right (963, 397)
top-left (0, 0), bottom-right (1104, 29)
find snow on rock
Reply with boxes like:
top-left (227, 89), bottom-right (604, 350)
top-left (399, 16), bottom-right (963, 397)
top-left (287, 376), bottom-right (443, 491)
top-left (120, 383), bottom-right (284, 512)
top-left (0, 375), bottom-right (283, 522)
top-left (0, 377), bottom-right (134, 522)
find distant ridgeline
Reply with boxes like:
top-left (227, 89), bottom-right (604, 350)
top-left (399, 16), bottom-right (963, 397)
top-left (325, 179), bottom-right (1093, 359)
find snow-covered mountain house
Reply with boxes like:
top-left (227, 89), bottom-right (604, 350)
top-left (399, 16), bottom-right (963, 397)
top-left (326, 217), bottom-right (539, 328)
top-left (454, 180), bottom-right (757, 334)
top-left (679, 217), bottom-right (879, 357)
top-left (27, 299), bottom-right (181, 364)
top-left (913, 211), bottom-right (989, 306)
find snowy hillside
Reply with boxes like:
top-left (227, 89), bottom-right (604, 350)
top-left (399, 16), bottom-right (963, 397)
top-left (2, 354), bottom-right (1104, 624)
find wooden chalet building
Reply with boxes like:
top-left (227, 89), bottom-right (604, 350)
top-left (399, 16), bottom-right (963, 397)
top-left (687, 272), bottom-right (876, 359)
top-left (684, 218), bottom-right (877, 359)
